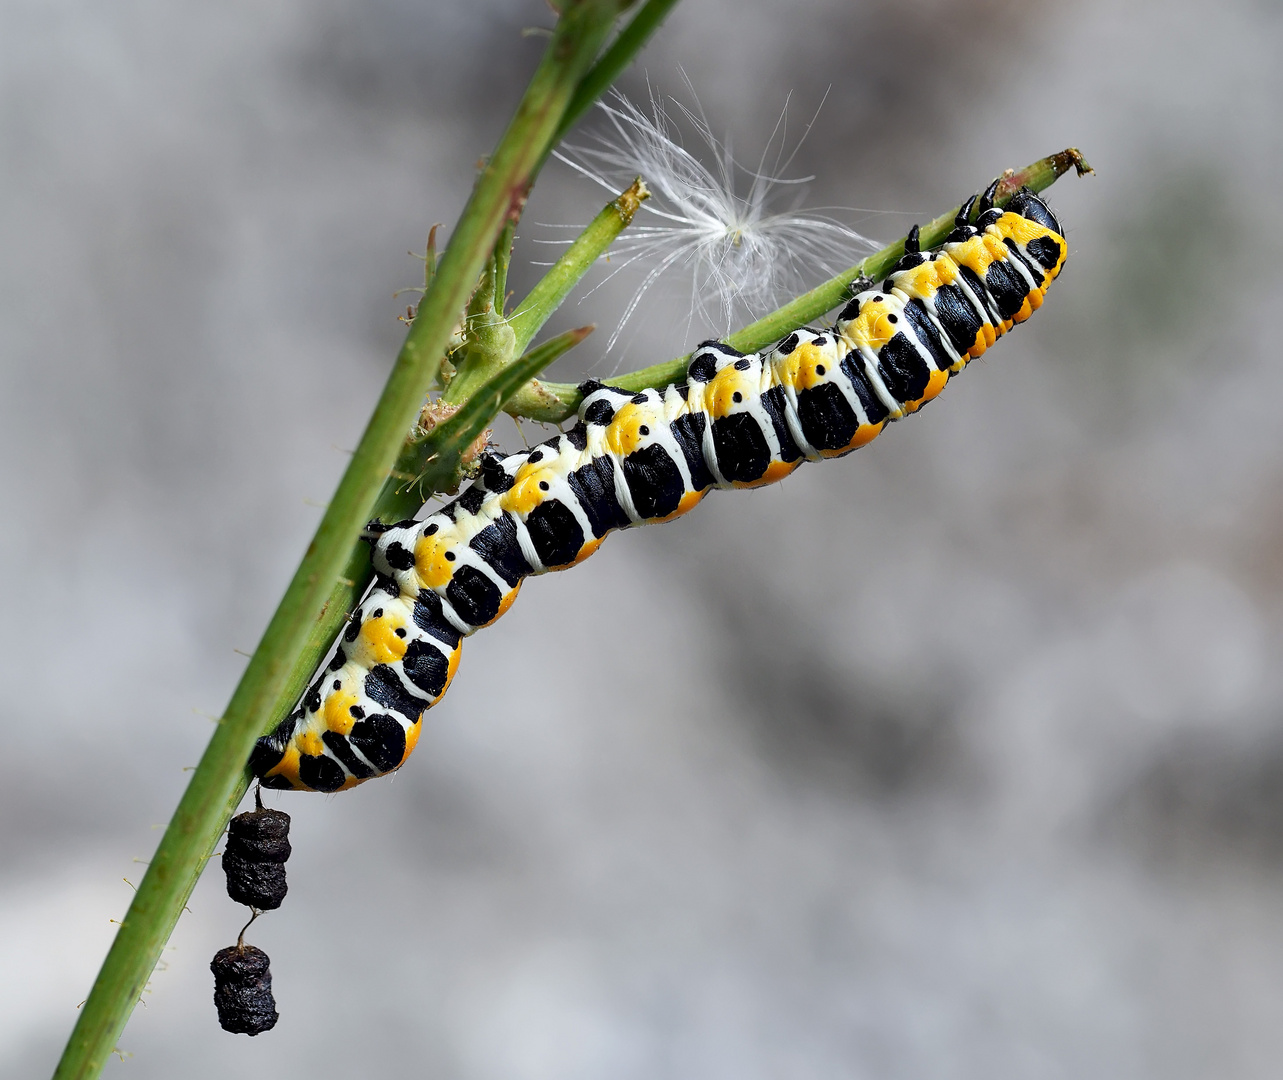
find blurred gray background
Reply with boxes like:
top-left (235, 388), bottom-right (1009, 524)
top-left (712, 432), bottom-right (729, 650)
top-left (4, 0), bottom-right (1282, 1076)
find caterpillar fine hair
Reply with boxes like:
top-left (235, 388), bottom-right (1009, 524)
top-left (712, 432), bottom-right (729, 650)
top-left (251, 184), bottom-right (1068, 792)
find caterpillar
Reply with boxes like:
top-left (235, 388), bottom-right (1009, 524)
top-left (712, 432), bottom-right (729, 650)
top-left (250, 184), bottom-right (1068, 793)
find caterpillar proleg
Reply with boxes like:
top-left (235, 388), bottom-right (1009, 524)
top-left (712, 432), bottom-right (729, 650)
top-left (250, 184), bottom-right (1068, 792)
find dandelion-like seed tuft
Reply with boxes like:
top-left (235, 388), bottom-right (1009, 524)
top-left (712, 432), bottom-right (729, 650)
top-left (555, 83), bottom-right (874, 352)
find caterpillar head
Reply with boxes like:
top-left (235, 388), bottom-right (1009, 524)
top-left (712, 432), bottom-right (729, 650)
top-left (1005, 187), bottom-right (1063, 235)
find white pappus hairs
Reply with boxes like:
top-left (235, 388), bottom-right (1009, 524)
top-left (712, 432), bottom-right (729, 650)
top-left (553, 81), bottom-right (874, 351)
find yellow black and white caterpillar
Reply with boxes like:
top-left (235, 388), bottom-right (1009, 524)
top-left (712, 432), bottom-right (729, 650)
top-left (251, 184), bottom-right (1068, 792)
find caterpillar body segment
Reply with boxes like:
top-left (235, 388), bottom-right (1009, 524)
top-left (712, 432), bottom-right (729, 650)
top-left (251, 187), bottom-right (1067, 792)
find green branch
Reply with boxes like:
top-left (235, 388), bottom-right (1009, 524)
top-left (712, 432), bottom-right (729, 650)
top-left (466, 0), bottom-right (674, 333)
top-left (507, 177), bottom-right (648, 354)
top-left (442, 176), bottom-right (646, 410)
top-left (555, 0), bottom-right (681, 143)
top-left (50, 4), bottom-right (641, 1078)
top-left (510, 147), bottom-right (1095, 423)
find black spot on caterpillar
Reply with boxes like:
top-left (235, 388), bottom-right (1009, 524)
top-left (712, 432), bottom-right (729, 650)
top-left (250, 185), bottom-right (1068, 792)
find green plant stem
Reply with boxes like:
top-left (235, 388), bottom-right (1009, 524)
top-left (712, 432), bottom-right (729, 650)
top-left (510, 147), bottom-right (1095, 423)
top-left (466, 0), bottom-right (672, 296)
top-left (447, 177), bottom-right (646, 408)
top-left (556, 0), bottom-right (681, 143)
top-left (507, 177), bottom-right (648, 354)
top-left (461, 0), bottom-right (673, 400)
top-left (50, 6), bottom-right (630, 1079)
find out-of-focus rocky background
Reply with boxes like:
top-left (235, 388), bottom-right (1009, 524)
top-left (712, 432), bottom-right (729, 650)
top-left (4, 0), bottom-right (1282, 1076)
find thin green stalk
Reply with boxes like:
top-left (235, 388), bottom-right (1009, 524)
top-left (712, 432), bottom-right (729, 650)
top-left (447, 178), bottom-right (646, 406)
top-left (507, 177), bottom-right (648, 354)
top-left (556, 0), bottom-right (682, 142)
top-left (509, 147), bottom-right (1095, 423)
top-left (466, 0), bottom-right (673, 367)
top-left (492, 221), bottom-right (515, 307)
top-left (396, 1), bottom-right (625, 399)
top-left (51, 5), bottom-right (631, 1079)
top-left (469, 0), bottom-right (673, 285)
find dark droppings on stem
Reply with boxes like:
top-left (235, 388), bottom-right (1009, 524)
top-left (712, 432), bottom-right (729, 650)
top-left (222, 806), bottom-right (291, 911)
top-left (211, 945), bottom-right (279, 1036)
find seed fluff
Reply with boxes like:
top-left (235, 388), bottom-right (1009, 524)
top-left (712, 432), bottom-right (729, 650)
top-left (552, 82), bottom-right (875, 353)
